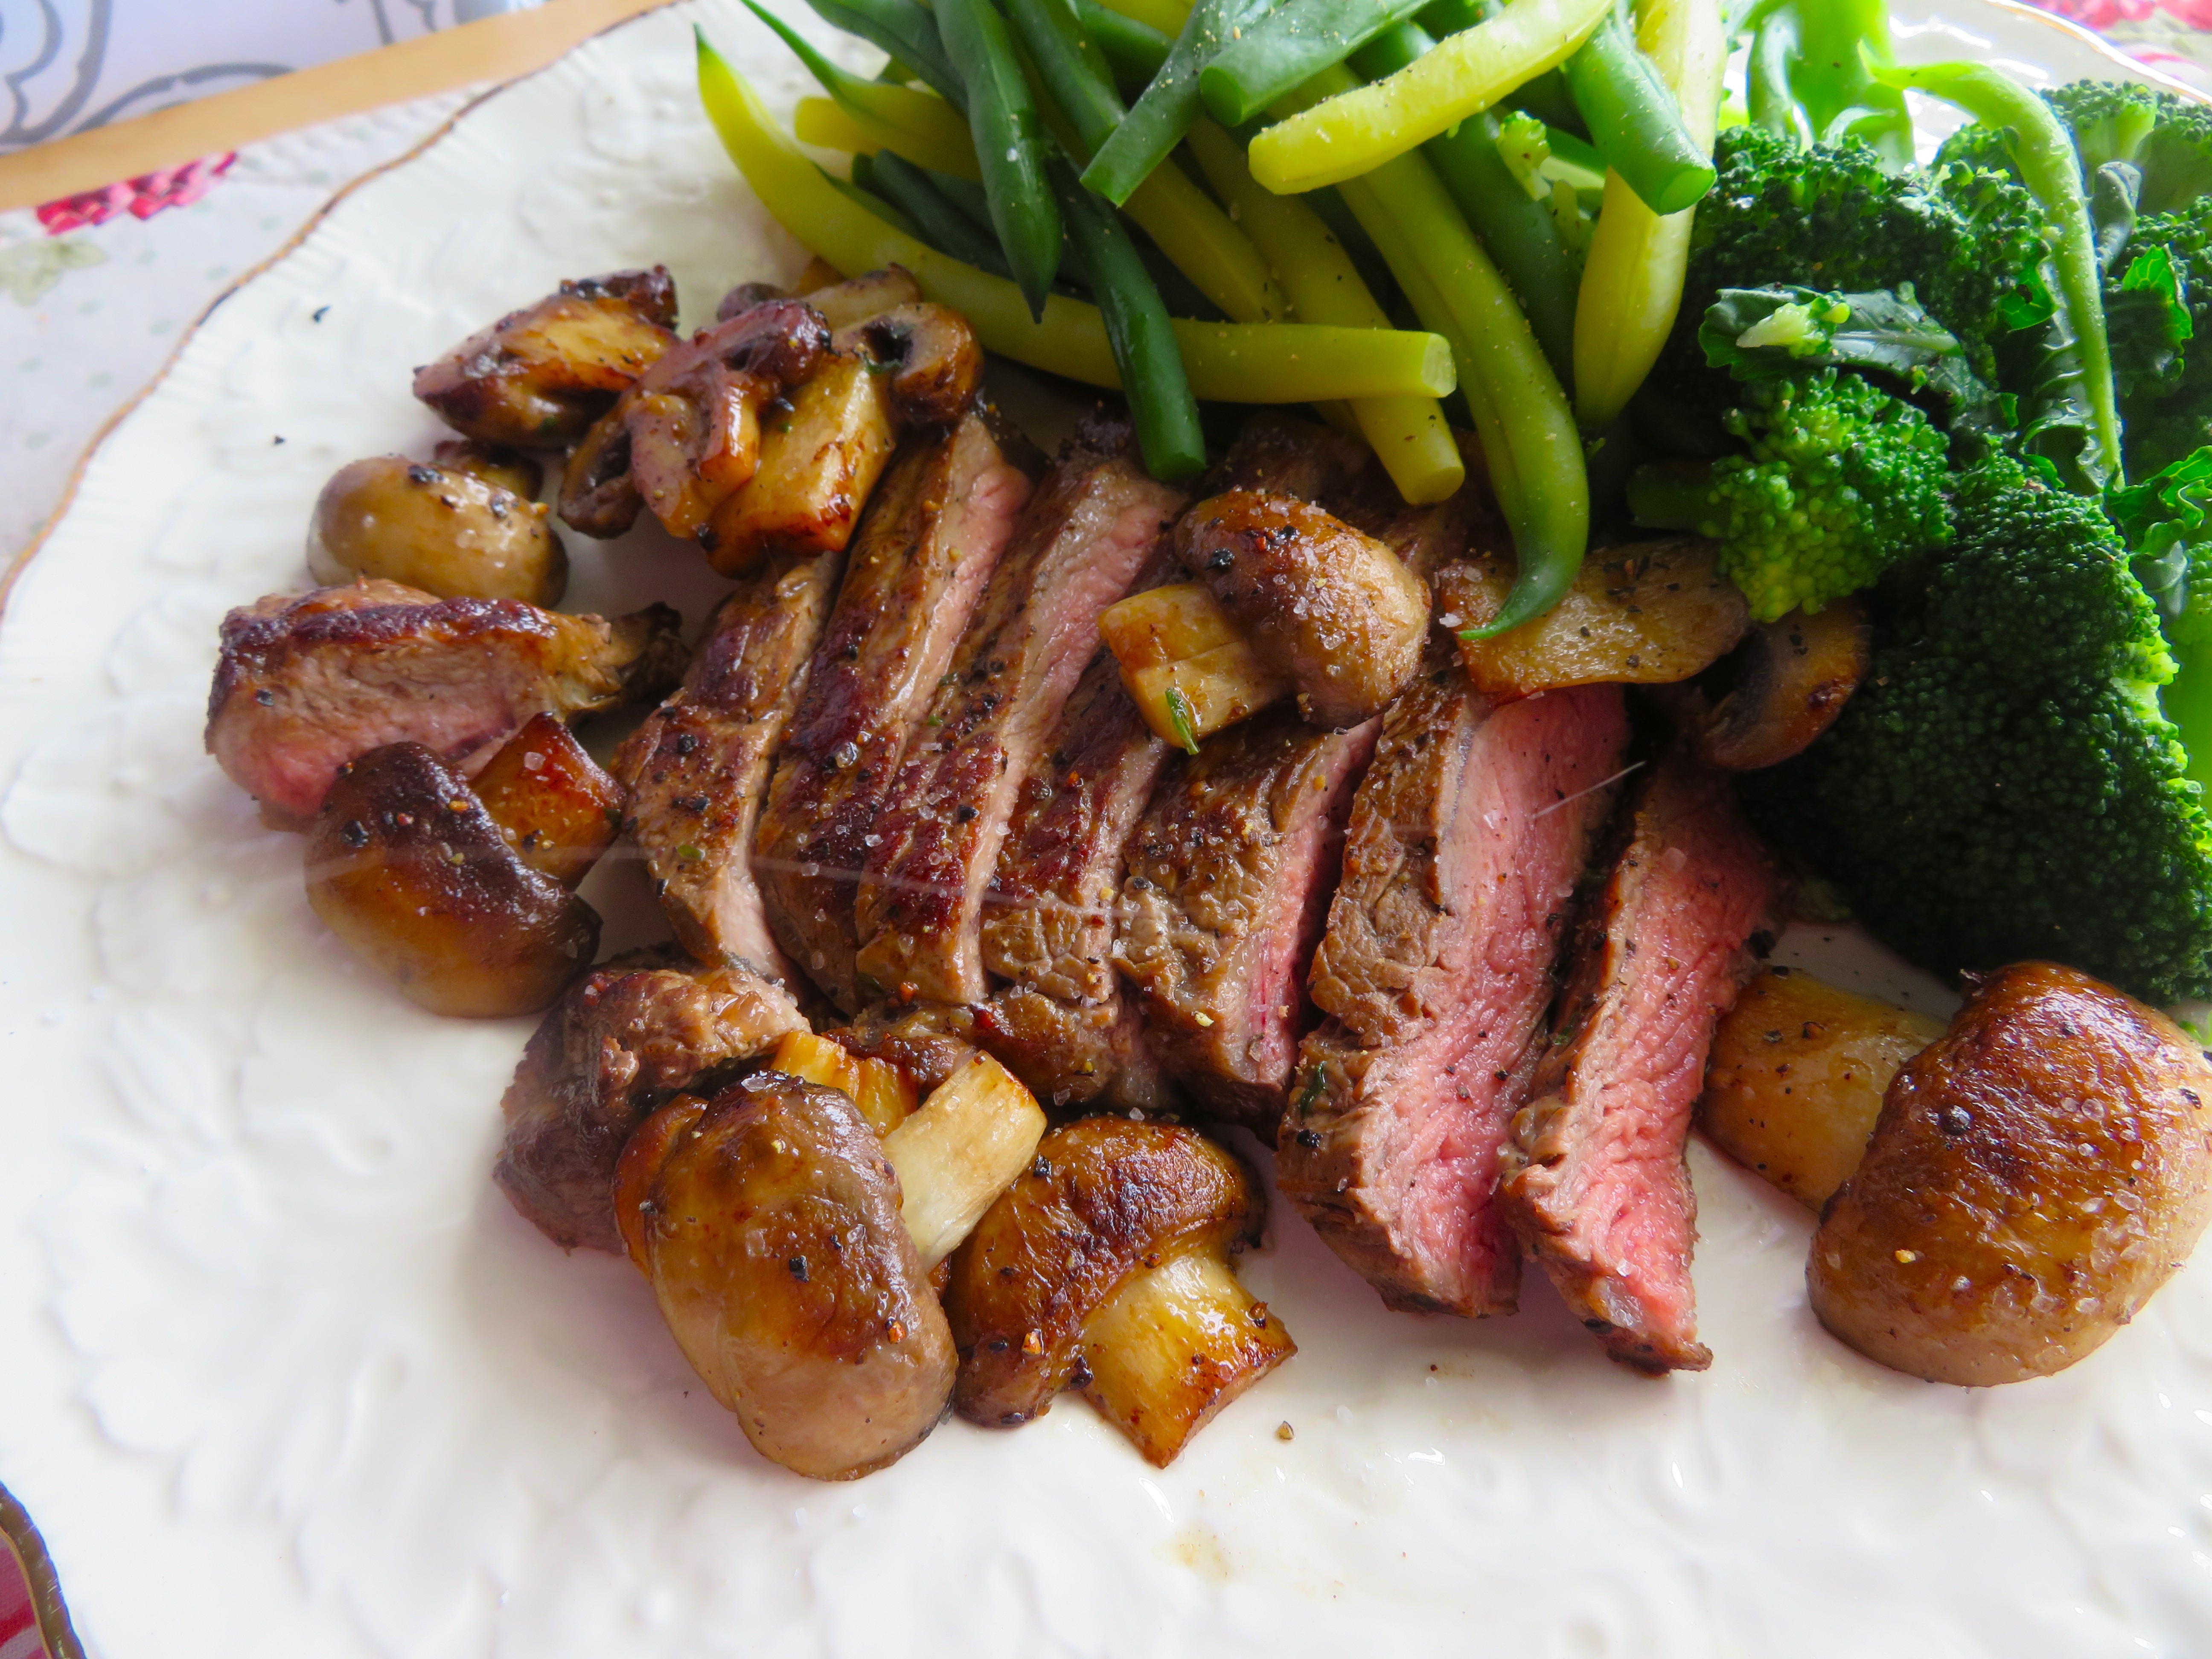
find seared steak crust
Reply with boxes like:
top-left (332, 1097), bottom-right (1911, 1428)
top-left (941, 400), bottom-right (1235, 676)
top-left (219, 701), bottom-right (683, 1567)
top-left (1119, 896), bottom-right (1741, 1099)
top-left (614, 551), bottom-right (843, 982)
top-left (975, 646), bottom-right (1172, 1109)
top-left (1115, 706), bottom-right (1380, 1131)
top-left (856, 419), bottom-right (1185, 1005)
top-left (1499, 750), bottom-right (1784, 1373)
top-left (754, 412), bottom-right (1035, 1010)
top-left (1279, 677), bottom-right (1631, 1316)
top-left (207, 579), bottom-right (683, 825)
top-left (494, 946), bottom-right (806, 1252)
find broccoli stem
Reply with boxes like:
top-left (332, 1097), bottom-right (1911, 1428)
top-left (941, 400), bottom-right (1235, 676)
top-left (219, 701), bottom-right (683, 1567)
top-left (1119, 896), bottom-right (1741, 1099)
top-left (1626, 460), bottom-right (1715, 530)
top-left (1871, 59), bottom-right (2124, 487)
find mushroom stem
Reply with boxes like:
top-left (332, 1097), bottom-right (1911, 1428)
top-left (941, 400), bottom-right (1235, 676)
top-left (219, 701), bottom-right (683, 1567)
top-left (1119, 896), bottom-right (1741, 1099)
top-left (1079, 1246), bottom-right (1295, 1467)
top-left (882, 1052), bottom-right (1047, 1269)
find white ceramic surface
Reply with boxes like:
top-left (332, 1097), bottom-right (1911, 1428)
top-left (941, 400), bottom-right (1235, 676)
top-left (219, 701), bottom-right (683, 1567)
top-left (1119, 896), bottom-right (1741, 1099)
top-left (4, 5), bottom-right (2209, 1655)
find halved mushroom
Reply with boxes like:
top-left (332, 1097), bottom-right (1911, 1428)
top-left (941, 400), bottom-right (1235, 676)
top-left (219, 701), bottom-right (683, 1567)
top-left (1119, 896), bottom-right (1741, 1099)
top-left (431, 439), bottom-right (542, 501)
top-left (1810, 962), bottom-right (2212, 1385)
top-left (880, 1052), bottom-right (1047, 1270)
top-left (557, 298), bottom-right (830, 543)
top-left (1177, 491), bottom-right (1429, 729)
top-left (1437, 537), bottom-right (1749, 698)
top-left (413, 267), bottom-right (680, 448)
top-left (702, 346), bottom-right (897, 574)
top-left (848, 303), bottom-right (984, 429)
top-left (945, 1118), bottom-right (1292, 1466)
top-left (769, 1029), bottom-right (918, 1136)
top-left (1099, 582), bottom-right (1292, 751)
top-left (467, 713), bottom-right (621, 887)
top-left (615, 1075), bottom-right (957, 1480)
top-left (307, 454), bottom-right (566, 605)
top-left (1697, 966), bottom-right (1945, 1210)
top-left (797, 265), bottom-right (923, 327)
top-left (306, 742), bottom-right (598, 1016)
top-left (1651, 600), bottom-right (1871, 771)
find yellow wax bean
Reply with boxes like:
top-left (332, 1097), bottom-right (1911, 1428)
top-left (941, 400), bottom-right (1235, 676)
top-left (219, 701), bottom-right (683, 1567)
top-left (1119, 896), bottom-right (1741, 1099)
top-left (1571, 0), bottom-right (1726, 430)
top-left (1246, 0), bottom-right (1611, 195)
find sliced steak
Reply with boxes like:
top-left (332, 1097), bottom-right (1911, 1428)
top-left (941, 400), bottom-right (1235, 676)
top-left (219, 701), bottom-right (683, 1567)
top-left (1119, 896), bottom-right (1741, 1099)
top-left (855, 419), bottom-right (1186, 1005)
top-left (613, 551), bottom-right (843, 982)
top-left (1278, 676), bottom-right (1630, 1316)
top-left (754, 412), bottom-right (1035, 1011)
top-left (207, 579), bottom-right (684, 826)
top-left (1206, 411), bottom-right (1372, 503)
top-left (494, 946), bottom-right (806, 1252)
top-left (1115, 706), bottom-right (1380, 1131)
top-left (1498, 749), bottom-right (1784, 1373)
top-left (975, 646), bottom-right (1172, 1109)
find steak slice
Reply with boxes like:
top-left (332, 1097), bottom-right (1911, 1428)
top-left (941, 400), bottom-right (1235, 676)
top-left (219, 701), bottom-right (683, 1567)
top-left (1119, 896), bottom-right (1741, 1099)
top-left (612, 551), bottom-right (843, 983)
top-left (855, 419), bottom-right (1186, 1005)
top-left (975, 644), bottom-right (1172, 1109)
top-left (1115, 705), bottom-right (1380, 1131)
top-left (1498, 749), bottom-right (1784, 1373)
top-left (494, 946), bottom-right (806, 1252)
top-left (1278, 676), bottom-right (1630, 1316)
top-left (1206, 411), bottom-right (1372, 503)
top-left (207, 580), bottom-right (684, 826)
top-left (754, 411), bottom-right (1035, 1011)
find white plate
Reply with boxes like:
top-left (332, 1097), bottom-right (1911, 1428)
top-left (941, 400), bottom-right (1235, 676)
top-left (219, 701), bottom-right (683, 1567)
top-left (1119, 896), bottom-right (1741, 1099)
top-left (3, 6), bottom-right (2208, 1656)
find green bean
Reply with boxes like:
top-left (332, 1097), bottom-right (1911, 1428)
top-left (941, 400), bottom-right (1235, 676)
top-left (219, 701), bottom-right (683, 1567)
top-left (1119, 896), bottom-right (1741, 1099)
top-left (830, 160), bottom-right (926, 236)
top-left (1077, 0), bottom-right (1174, 91)
top-left (935, 0), bottom-right (1063, 319)
top-left (704, 33), bottom-right (1459, 402)
top-left (1273, 66), bottom-right (1587, 631)
top-left (797, 0), bottom-right (963, 103)
top-left (1005, 0), bottom-right (1127, 156)
top-left (1197, 0), bottom-right (1432, 128)
top-left (864, 148), bottom-right (1016, 274)
top-left (1080, 0), bottom-right (1273, 206)
top-left (1049, 157), bottom-right (1208, 478)
top-left (1352, 20), bottom-right (1578, 385)
top-left (1868, 57), bottom-right (2122, 484)
top-left (1185, 116), bottom-right (1465, 501)
top-left (1249, 0), bottom-right (1611, 194)
top-left (930, 168), bottom-right (998, 235)
top-left (1560, 3), bottom-right (1713, 214)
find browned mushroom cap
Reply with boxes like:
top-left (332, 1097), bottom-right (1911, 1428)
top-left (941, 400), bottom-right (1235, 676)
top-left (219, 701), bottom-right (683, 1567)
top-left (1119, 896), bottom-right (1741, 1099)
top-left (845, 303), bottom-right (984, 429)
top-left (945, 1118), bottom-right (1265, 1428)
top-left (307, 454), bottom-right (566, 605)
top-left (558, 298), bottom-right (832, 544)
top-left (715, 279), bottom-right (791, 322)
top-left (1651, 600), bottom-right (1871, 771)
top-left (306, 742), bottom-right (598, 1017)
top-left (469, 712), bottom-right (621, 887)
top-left (614, 1074), bottom-right (957, 1480)
top-left (1176, 491), bottom-right (1429, 729)
top-left (413, 267), bottom-right (679, 448)
top-left (1810, 962), bottom-right (2212, 1386)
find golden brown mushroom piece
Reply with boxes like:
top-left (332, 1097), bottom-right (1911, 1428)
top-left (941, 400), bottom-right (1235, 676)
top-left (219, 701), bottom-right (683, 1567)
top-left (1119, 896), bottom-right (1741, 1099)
top-left (467, 713), bottom-right (621, 887)
top-left (1649, 600), bottom-right (1871, 771)
top-left (946, 1118), bottom-right (1293, 1467)
top-left (307, 454), bottom-right (566, 605)
top-left (1810, 961), bottom-right (2212, 1386)
top-left (1438, 537), bottom-right (1749, 698)
top-left (556, 298), bottom-right (831, 544)
top-left (1697, 967), bottom-right (1946, 1210)
top-left (306, 742), bottom-right (599, 1016)
top-left (1176, 491), bottom-right (1429, 729)
top-left (413, 267), bottom-right (679, 448)
top-left (614, 1074), bottom-right (958, 1481)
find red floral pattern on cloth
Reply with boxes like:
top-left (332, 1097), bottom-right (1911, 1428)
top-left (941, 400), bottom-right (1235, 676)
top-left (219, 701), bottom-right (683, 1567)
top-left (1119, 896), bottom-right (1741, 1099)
top-left (35, 153), bottom-right (235, 235)
top-left (2037, 0), bottom-right (2212, 29)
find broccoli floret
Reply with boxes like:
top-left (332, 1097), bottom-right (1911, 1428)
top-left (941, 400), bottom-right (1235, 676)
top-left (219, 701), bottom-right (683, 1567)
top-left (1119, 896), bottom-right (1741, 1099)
top-left (1748, 455), bottom-right (2212, 1003)
top-left (1682, 128), bottom-right (2048, 383)
top-left (1636, 370), bottom-right (1953, 621)
top-left (1936, 80), bottom-right (2212, 214)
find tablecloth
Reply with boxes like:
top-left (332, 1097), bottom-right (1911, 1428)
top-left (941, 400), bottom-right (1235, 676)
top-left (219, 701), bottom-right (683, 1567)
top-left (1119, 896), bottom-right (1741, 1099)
top-left (2, 1), bottom-right (2211, 1653)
